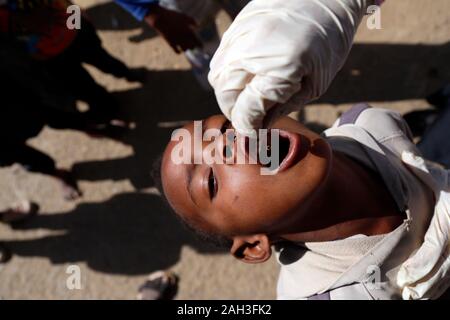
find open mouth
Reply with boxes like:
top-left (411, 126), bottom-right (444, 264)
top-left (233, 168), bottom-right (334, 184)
top-left (275, 130), bottom-right (302, 172)
top-left (233, 128), bottom-right (302, 172)
top-left (256, 129), bottom-right (302, 172)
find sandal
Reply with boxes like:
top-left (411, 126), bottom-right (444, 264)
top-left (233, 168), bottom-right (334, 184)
top-left (137, 270), bottom-right (179, 300)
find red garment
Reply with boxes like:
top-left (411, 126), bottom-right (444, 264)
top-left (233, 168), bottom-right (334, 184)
top-left (1, 0), bottom-right (77, 60)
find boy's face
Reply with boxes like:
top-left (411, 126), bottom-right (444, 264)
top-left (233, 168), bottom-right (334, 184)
top-left (161, 115), bottom-right (332, 241)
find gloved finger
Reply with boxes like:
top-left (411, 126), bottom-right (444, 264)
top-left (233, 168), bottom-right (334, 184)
top-left (231, 74), bottom-right (301, 136)
top-left (210, 67), bottom-right (254, 120)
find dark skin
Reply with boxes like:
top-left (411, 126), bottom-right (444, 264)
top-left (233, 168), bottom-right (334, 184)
top-left (144, 4), bottom-right (202, 54)
top-left (161, 115), bottom-right (404, 264)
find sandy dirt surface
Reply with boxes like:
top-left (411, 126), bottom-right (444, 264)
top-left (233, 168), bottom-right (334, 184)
top-left (0, 0), bottom-right (449, 299)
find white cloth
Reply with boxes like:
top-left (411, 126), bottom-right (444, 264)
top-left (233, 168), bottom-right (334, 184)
top-left (396, 153), bottom-right (450, 300)
top-left (208, 0), bottom-right (375, 136)
top-left (277, 234), bottom-right (385, 298)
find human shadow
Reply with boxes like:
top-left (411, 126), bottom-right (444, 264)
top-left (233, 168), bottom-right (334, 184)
top-left (315, 41), bottom-right (450, 105)
top-left (84, 1), bottom-right (158, 43)
top-left (5, 192), bottom-right (225, 275)
top-left (1, 69), bottom-right (223, 276)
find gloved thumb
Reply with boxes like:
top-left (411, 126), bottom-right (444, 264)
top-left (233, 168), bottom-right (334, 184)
top-left (231, 74), bottom-right (301, 136)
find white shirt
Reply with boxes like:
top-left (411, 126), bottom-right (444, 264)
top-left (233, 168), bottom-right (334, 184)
top-left (276, 104), bottom-right (437, 300)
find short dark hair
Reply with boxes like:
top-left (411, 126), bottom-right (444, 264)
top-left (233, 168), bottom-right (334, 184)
top-left (152, 155), bottom-right (233, 249)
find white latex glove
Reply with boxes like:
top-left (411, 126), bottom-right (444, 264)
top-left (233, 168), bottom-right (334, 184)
top-left (397, 151), bottom-right (450, 300)
top-left (208, 0), bottom-right (375, 136)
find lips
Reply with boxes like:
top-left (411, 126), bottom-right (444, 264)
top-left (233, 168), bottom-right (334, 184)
top-left (235, 129), bottom-right (301, 172)
top-left (275, 130), bottom-right (302, 172)
top-left (231, 128), bottom-right (302, 172)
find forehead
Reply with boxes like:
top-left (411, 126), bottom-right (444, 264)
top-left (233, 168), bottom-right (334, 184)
top-left (160, 115), bottom-right (226, 224)
top-left (161, 138), bottom-right (195, 219)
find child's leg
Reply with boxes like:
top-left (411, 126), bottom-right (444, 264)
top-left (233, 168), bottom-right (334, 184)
top-left (159, 0), bottom-right (221, 89)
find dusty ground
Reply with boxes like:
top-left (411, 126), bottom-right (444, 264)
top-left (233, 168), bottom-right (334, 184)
top-left (0, 0), bottom-right (449, 299)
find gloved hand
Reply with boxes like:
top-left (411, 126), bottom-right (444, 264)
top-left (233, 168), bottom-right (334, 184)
top-left (397, 151), bottom-right (450, 300)
top-left (208, 0), bottom-right (376, 136)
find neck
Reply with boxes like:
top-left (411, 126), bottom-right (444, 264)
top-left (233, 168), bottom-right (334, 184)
top-left (279, 151), bottom-right (402, 243)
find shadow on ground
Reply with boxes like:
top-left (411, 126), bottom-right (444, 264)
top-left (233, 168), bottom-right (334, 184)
top-left (3, 68), bottom-right (222, 276)
top-left (6, 192), bottom-right (224, 275)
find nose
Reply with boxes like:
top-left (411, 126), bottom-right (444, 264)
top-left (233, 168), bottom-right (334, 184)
top-left (224, 130), bottom-right (237, 163)
top-left (201, 130), bottom-right (239, 165)
top-left (222, 130), bottom-right (255, 165)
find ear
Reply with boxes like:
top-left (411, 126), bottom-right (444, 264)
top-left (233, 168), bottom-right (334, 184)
top-left (230, 234), bottom-right (272, 264)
